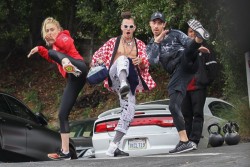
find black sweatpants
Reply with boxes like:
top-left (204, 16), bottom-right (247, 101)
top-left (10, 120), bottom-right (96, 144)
top-left (182, 89), bottom-right (206, 144)
top-left (48, 50), bottom-right (88, 133)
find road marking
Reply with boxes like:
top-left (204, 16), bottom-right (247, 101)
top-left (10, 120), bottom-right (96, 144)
top-left (78, 153), bottom-right (223, 160)
top-left (146, 153), bottom-right (223, 157)
top-left (78, 156), bottom-right (131, 160)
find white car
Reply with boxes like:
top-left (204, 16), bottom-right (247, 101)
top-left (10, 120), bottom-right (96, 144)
top-left (201, 97), bottom-right (235, 147)
top-left (92, 97), bottom-right (234, 158)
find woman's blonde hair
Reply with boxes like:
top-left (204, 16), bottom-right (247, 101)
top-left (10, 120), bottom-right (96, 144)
top-left (41, 17), bottom-right (62, 41)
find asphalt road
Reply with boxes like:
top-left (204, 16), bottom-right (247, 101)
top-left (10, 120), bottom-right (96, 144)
top-left (1, 142), bottom-right (249, 167)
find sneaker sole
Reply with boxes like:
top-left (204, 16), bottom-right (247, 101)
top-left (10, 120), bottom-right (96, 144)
top-left (48, 155), bottom-right (71, 160)
top-left (105, 152), bottom-right (114, 157)
top-left (169, 147), bottom-right (194, 154)
top-left (63, 64), bottom-right (82, 77)
top-left (53, 158), bottom-right (71, 160)
top-left (187, 19), bottom-right (210, 40)
top-left (114, 155), bottom-right (129, 157)
top-left (114, 154), bottom-right (129, 157)
top-left (195, 28), bottom-right (210, 40)
top-left (120, 86), bottom-right (130, 99)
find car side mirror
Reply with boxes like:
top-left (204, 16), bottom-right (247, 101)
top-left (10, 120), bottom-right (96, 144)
top-left (35, 112), bottom-right (48, 126)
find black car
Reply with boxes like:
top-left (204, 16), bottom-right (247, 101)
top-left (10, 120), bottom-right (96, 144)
top-left (69, 118), bottom-right (96, 158)
top-left (0, 92), bottom-right (77, 162)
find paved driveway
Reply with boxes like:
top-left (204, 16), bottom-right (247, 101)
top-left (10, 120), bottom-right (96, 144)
top-left (1, 142), bottom-right (249, 167)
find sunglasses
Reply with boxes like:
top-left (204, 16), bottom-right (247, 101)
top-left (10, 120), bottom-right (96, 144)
top-left (123, 24), bottom-right (135, 29)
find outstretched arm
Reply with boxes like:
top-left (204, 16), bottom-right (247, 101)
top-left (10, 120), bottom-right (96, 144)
top-left (27, 46), bottom-right (53, 63)
top-left (27, 47), bottom-right (39, 58)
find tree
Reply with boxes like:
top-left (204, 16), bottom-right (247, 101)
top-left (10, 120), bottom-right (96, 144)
top-left (0, 0), bottom-right (30, 59)
top-left (0, 0), bottom-right (248, 100)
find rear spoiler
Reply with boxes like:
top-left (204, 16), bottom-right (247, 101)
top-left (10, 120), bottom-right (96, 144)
top-left (98, 104), bottom-right (169, 118)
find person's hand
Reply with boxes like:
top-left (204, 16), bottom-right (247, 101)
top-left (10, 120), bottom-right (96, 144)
top-left (154, 30), bottom-right (169, 43)
top-left (132, 57), bottom-right (141, 66)
top-left (91, 59), bottom-right (104, 67)
top-left (45, 34), bottom-right (56, 45)
top-left (198, 46), bottom-right (210, 53)
top-left (97, 59), bottom-right (104, 65)
top-left (27, 46), bottom-right (38, 58)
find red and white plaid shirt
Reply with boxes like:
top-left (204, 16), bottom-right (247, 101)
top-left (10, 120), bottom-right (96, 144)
top-left (91, 37), bottom-right (156, 92)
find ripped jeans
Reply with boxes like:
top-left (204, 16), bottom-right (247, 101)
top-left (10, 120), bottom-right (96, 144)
top-left (109, 55), bottom-right (136, 134)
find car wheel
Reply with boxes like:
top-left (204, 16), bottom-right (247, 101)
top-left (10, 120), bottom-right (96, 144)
top-left (70, 146), bottom-right (78, 159)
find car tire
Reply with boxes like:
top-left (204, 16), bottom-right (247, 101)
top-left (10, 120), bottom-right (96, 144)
top-left (70, 146), bottom-right (78, 159)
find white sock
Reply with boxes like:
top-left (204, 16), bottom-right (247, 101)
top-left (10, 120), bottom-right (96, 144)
top-left (113, 131), bottom-right (125, 144)
top-left (62, 151), bottom-right (69, 154)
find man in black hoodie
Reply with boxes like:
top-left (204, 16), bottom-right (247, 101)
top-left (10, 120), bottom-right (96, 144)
top-left (181, 27), bottom-right (218, 150)
top-left (147, 12), bottom-right (210, 154)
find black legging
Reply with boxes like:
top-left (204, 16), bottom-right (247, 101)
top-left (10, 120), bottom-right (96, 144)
top-left (169, 91), bottom-right (185, 132)
top-left (48, 50), bottom-right (88, 133)
top-left (168, 40), bottom-right (201, 132)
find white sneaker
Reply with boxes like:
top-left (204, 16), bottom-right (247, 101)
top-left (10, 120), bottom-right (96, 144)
top-left (62, 58), bottom-right (82, 77)
top-left (187, 19), bottom-right (210, 40)
top-left (119, 81), bottom-right (130, 99)
top-left (105, 142), bottom-right (118, 157)
top-left (190, 141), bottom-right (198, 150)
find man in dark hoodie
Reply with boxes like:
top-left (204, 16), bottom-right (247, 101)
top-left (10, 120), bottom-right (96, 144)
top-left (147, 12), bottom-right (210, 154)
top-left (181, 26), bottom-right (217, 150)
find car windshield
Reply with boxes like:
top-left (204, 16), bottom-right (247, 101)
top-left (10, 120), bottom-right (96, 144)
top-left (4, 95), bottom-right (37, 122)
top-left (208, 101), bottom-right (235, 120)
top-left (0, 95), bottom-right (11, 114)
top-left (70, 121), bottom-right (94, 138)
top-left (70, 124), bottom-right (83, 138)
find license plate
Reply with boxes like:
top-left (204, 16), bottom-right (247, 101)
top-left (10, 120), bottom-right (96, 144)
top-left (128, 139), bottom-right (147, 150)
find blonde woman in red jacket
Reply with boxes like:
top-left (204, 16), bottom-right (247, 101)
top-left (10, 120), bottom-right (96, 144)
top-left (27, 17), bottom-right (88, 160)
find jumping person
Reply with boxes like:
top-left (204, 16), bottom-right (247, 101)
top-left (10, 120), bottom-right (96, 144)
top-left (27, 17), bottom-right (88, 160)
top-left (147, 12), bottom-right (210, 154)
top-left (91, 11), bottom-right (156, 157)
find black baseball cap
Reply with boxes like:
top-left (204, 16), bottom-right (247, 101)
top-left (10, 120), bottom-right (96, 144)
top-left (150, 12), bottom-right (165, 22)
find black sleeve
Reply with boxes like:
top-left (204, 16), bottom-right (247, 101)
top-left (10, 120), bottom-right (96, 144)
top-left (205, 53), bottom-right (218, 84)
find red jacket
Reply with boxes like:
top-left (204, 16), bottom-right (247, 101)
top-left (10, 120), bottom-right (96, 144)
top-left (38, 30), bottom-right (83, 78)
